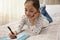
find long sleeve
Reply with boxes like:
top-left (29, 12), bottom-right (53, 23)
top-left (41, 14), bottom-right (49, 27)
top-left (15, 15), bottom-right (26, 35)
top-left (30, 25), bottom-right (42, 35)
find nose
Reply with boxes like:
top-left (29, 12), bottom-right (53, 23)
top-left (26, 11), bottom-right (28, 15)
top-left (26, 11), bottom-right (30, 16)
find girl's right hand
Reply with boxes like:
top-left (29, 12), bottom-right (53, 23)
top-left (9, 32), bottom-right (17, 39)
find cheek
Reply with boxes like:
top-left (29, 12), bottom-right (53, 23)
top-left (32, 12), bottom-right (36, 16)
top-left (25, 12), bottom-right (30, 17)
top-left (29, 13), bottom-right (35, 17)
top-left (25, 13), bottom-right (28, 16)
top-left (25, 12), bottom-right (28, 15)
top-left (25, 11), bottom-right (37, 17)
top-left (29, 12), bottom-right (34, 17)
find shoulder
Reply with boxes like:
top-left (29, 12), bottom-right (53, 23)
top-left (20, 15), bottom-right (28, 21)
top-left (21, 15), bottom-right (27, 19)
top-left (40, 14), bottom-right (49, 27)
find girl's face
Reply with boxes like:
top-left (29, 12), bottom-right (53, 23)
top-left (25, 1), bottom-right (39, 19)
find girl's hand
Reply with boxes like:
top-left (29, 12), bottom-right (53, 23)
top-left (9, 32), bottom-right (17, 39)
top-left (29, 13), bottom-right (39, 26)
top-left (31, 13), bottom-right (39, 20)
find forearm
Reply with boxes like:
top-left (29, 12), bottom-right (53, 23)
top-left (15, 25), bottom-right (24, 35)
top-left (30, 25), bottom-right (42, 35)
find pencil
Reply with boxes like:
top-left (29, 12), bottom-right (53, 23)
top-left (7, 26), bottom-right (14, 34)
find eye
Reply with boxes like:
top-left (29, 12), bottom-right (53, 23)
top-left (29, 8), bottom-right (34, 13)
top-left (25, 9), bottom-right (27, 12)
top-left (25, 8), bottom-right (27, 12)
top-left (30, 10), bottom-right (33, 13)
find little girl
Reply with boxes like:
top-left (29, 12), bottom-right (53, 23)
top-left (9, 0), bottom-right (49, 39)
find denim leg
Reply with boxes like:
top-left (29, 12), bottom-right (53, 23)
top-left (41, 6), bottom-right (53, 23)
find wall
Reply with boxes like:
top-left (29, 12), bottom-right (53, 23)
top-left (0, 0), bottom-right (25, 25)
top-left (40, 0), bottom-right (60, 4)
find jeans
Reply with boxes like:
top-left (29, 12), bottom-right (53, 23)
top-left (40, 6), bottom-right (53, 23)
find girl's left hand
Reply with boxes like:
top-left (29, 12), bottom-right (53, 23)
top-left (29, 13), bottom-right (39, 26)
top-left (31, 13), bottom-right (39, 20)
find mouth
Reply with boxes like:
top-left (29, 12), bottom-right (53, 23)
top-left (26, 14), bottom-right (35, 18)
top-left (31, 15), bottom-right (34, 17)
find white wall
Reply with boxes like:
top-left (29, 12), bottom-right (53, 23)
top-left (0, 0), bottom-right (25, 25)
